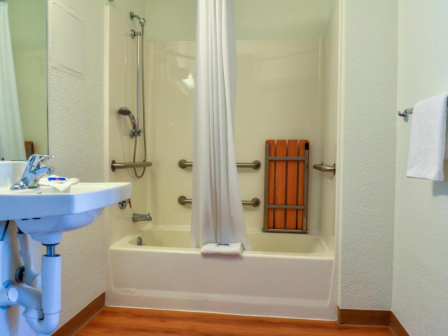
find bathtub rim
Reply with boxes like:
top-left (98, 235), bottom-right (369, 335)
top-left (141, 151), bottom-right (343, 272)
top-left (111, 224), bottom-right (335, 260)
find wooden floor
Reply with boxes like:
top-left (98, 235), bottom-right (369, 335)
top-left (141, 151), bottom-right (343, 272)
top-left (79, 308), bottom-right (393, 336)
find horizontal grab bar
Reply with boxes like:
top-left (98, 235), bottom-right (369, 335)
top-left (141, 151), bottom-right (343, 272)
top-left (178, 196), bottom-right (261, 207)
top-left (111, 160), bottom-right (153, 172)
top-left (178, 159), bottom-right (262, 170)
top-left (312, 163), bottom-right (336, 175)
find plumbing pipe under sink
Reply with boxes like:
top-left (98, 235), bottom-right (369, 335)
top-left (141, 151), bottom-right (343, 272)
top-left (24, 254), bottom-right (61, 336)
top-left (12, 250), bottom-right (62, 336)
top-left (0, 218), bottom-right (59, 335)
top-left (0, 235), bottom-right (62, 336)
top-left (17, 231), bottom-right (41, 288)
top-left (0, 240), bottom-right (19, 309)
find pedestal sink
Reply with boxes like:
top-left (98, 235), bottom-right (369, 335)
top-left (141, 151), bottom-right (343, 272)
top-left (0, 161), bottom-right (132, 244)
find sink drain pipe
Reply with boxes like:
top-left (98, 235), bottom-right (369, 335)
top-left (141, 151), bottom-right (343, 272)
top-left (0, 221), bottom-right (19, 309)
top-left (17, 231), bottom-right (42, 288)
top-left (24, 246), bottom-right (61, 336)
top-left (10, 245), bottom-right (61, 336)
top-left (0, 222), bottom-right (61, 336)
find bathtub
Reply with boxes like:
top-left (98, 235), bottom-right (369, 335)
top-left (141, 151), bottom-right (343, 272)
top-left (107, 226), bottom-right (337, 320)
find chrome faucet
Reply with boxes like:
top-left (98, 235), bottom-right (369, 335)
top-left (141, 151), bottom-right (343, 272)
top-left (11, 154), bottom-right (55, 190)
top-left (132, 213), bottom-right (152, 222)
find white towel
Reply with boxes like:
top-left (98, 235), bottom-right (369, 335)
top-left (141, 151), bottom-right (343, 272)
top-left (407, 94), bottom-right (448, 181)
top-left (40, 175), bottom-right (79, 192)
top-left (201, 243), bottom-right (243, 256)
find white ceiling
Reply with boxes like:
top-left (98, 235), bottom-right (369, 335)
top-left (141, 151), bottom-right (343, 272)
top-left (145, 0), bottom-right (338, 41)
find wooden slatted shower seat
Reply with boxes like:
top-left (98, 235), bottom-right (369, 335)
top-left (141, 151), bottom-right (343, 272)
top-left (263, 140), bottom-right (309, 234)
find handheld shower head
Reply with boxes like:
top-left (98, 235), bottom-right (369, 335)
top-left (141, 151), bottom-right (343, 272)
top-left (130, 12), bottom-right (146, 27)
top-left (118, 107), bottom-right (132, 116)
top-left (118, 107), bottom-right (137, 138)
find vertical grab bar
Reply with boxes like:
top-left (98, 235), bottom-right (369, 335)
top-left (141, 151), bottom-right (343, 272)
top-left (136, 32), bottom-right (141, 134)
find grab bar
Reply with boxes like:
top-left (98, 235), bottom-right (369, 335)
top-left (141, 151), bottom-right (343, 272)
top-left (178, 196), bottom-right (261, 207)
top-left (111, 160), bottom-right (153, 172)
top-left (313, 163), bottom-right (336, 175)
top-left (178, 159), bottom-right (262, 170)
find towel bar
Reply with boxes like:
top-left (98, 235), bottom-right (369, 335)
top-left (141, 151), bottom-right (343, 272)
top-left (398, 108), bottom-right (413, 117)
top-left (111, 160), bottom-right (153, 172)
top-left (178, 159), bottom-right (261, 170)
top-left (178, 196), bottom-right (261, 207)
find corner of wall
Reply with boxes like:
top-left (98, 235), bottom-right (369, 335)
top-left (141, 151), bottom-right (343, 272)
top-left (338, 0), bottom-right (398, 311)
top-left (47, 0), bottom-right (107, 330)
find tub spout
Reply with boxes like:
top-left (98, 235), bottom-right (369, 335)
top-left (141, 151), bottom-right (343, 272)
top-left (133, 213), bottom-right (152, 222)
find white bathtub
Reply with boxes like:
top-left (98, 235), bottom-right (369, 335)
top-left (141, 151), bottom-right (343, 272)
top-left (107, 226), bottom-right (337, 320)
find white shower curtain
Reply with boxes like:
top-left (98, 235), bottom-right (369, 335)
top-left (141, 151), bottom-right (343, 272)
top-left (191, 0), bottom-right (251, 250)
top-left (0, 2), bottom-right (26, 161)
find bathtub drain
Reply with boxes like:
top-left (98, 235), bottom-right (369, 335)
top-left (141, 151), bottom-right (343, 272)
top-left (137, 237), bottom-right (146, 246)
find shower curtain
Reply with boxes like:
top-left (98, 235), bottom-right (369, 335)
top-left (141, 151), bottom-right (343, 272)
top-left (0, 2), bottom-right (26, 161)
top-left (191, 0), bottom-right (251, 250)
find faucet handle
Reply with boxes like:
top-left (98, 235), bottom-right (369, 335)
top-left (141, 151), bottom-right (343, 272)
top-left (28, 154), bottom-right (54, 169)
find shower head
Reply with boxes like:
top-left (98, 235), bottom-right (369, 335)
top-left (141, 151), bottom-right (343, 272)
top-left (118, 107), bottom-right (132, 116)
top-left (130, 12), bottom-right (146, 27)
top-left (118, 107), bottom-right (137, 137)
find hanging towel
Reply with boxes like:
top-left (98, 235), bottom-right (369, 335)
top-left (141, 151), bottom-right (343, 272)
top-left (407, 94), bottom-right (448, 181)
top-left (201, 243), bottom-right (243, 256)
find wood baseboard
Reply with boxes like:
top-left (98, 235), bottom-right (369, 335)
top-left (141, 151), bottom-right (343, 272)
top-left (53, 292), bottom-right (105, 336)
top-left (338, 307), bottom-right (409, 336)
top-left (338, 306), bottom-right (390, 326)
top-left (390, 312), bottom-right (409, 336)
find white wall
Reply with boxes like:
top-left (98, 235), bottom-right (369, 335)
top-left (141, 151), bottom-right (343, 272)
top-left (392, 1), bottom-right (448, 335)
top-left (108, 0), bottom-right (146, 31)
top-left (47, 0), bottom-right (106, 331)
top-left (320, 2), bottom-right (339, 244)
top-left (0, 1), bottom-right (106, 335)
top-left (236, 37), bottom-right (324, 232)
top-left (145, 36), bottom-right (329, 233)
top-left (339, 0), bottom-right (397, 310)
top-left (143, 0), bottom-right (336, 41)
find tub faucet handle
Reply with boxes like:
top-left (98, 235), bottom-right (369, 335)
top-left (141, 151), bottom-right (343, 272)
top-left (132, 213), bottom-right (152, 223)
top-left (118, 198), bottom-right (132, 210)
